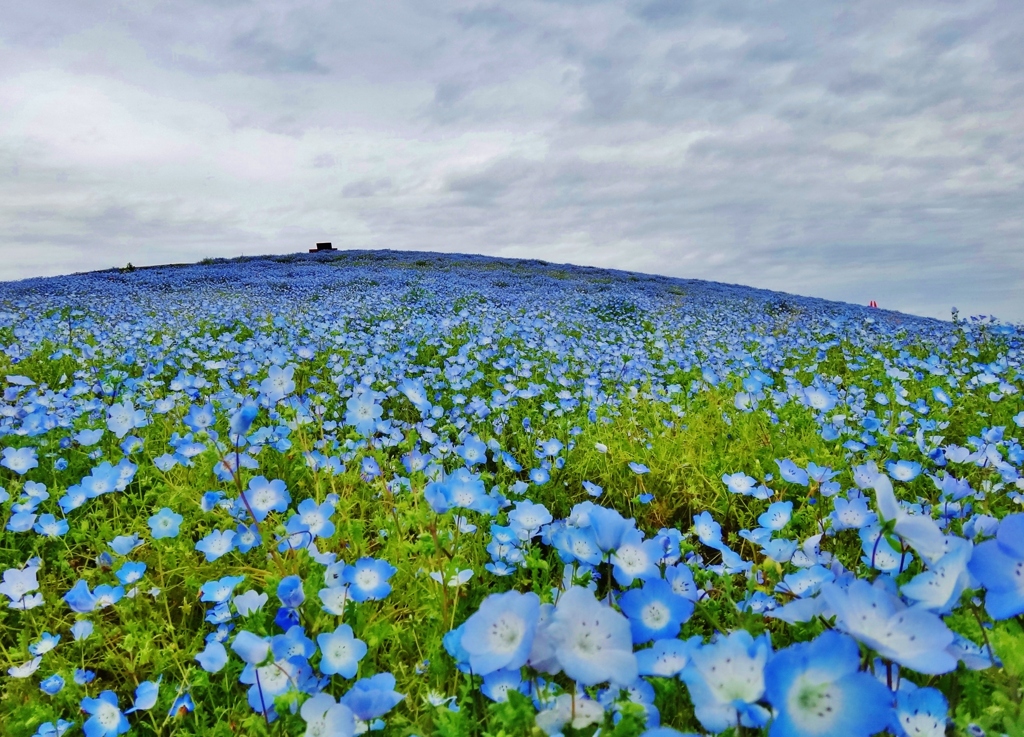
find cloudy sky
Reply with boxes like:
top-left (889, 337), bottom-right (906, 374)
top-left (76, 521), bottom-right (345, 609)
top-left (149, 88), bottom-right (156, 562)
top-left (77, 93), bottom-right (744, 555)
top-left (1, 0), bottom-right (1022, 322)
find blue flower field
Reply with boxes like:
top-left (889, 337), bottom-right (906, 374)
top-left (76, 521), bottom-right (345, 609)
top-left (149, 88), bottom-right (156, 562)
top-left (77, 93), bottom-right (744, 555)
top-left (2, 250), bottom-right (1023, 736)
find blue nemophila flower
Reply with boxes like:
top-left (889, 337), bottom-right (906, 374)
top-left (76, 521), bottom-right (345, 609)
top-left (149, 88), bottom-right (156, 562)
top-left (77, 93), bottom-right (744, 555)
top-left (764, 630), bottom-right (892, 737)
top-left (680, 630), bottom-right (771, 732)
top-left (893, 686), bottom-right (948, 737)
top-left (871, 473), bottom-right (946, 563)
top-left (277, 575), bottom-right (306, 608)
top-left (636, 636), bottom-right (699, 677)
top-left (106, 400), bottom-right (147, 438)
top-left (0, 561), bottom-right (40, 608)
top-left (71, 620), bottom-right (94, 641)
top-left (759, 501), bottom-right (794, 531)
top-left (901, 537), bottom-right (973, 613)
top-left (932, 386), bottom-right (953, 407)
top-left (360, 456), bottom-right (381, 481)
top-left (32, 513), bottom-right (69, 537)
top-left (552, 526), bottom-right (603, 566)
top-left (665, 563), bottom-right (701, 601)
top-left (195, 640), bottom-right (228, 673)
top-left (3, 446), bottom-right (39, 474)
top-left (830, 496), bottom-right (877, 531)
top-left (82, 461), bottom-right (135, 498)
top-left (234, 589), bottom-right (269, 616)
top-left (480, 668), bottom-right (526, 703)
top-left (58, 485), bottom-right (87, 514)
top-left (582, 480), bottom-right (603, 498)
top-left (229, 402), bottom-right (258, 439)
top-left (397, 377), bottom-right (432, 413)
top-left (81, 690), bottom-right (130, 737)
top-left (629, 461), bottom-right (650, 474)
top-left (260, 364), bottom-right (296, 403)
top-left (235, 522), bottom-right (262, 553)
top-left (63, 579), bottom-right (97, 613)
top-left (6, 512), bottom-right (36, 533)
top-left (167, 690), bottom-right (195, 717)
top-left (345, 386), bottom-right (383, 436)
top-left (272, 625), bottom-right (316, 660)
top-left (301, 692), bottom-right (356, 737)
top-left (39, 674), bottom-right (65, 696)
top-left (508, 500), bottom-right (553, 540)
top-left (610, 528), bottom-right (663, 586)
top-left (547, 586), bottom-right (637, 687)
top-left (339, 673), bottom-right (405, 722)
top-left (195, 529), bottom-right (236, 562)
top-left (231, 630), bottom-right (271, 665)
top-left (535, 692), bottom-right (605, 735)
top-left (213, 451), bottom-right (258, 482)
top-left (243, 476), bottom-right (291, 522)
top-left (459, 590), bottom-right (540, 675)
top-left (968, 512), bottom-right (1024, 619)
top-left (529, 467), bottom-right (550, 485)
top-left (126, 678), bottom-right (161, 713)
top-left (458, 435), bottom-right (488, 466)
top-left (693, 511), bottom-right (724, 549)
top-left (201, 575), bottom-right (246, 604)
top-left (148, 508), bottom-right (183, 539)
top-left (819, 579), bottom-right (956, 674)
top-left (32, 719), bottom-right (74, 737)
top-left (319, 585), bottom-right (350, 616)
top-left (93, 584), bottom-right (125, 609)
top-left (274, 605), bottom-right (300, 631)
top-left (887, 460), bottom-right (922, 483)
top-left (776, 459), bottom-right (809, 486)
top-left (240, 655), bottom-right (308, 720)
top-left (619, 578), bottom-right (694, 644)
top-left (723, 472), bottom-right (758, 496)
top-left (295, 498), bottom-right (336, 539)
top-left (8, 657), bottom-right (42, 678)
top-left (343, 558), bottom-right (397, 602)
top-left (115, 561), bottom-right (147, 586)
top-left (430, 569), bottom-right (474, 587)
top-left (22, 481), bottom-right (48, 503)
top-left (109, 534), bottom-right (142, 556)
top-left (317, 623), bottom-right (368, 677)
top-left (75, 668), bottom-right (96, 685)
top-left (30, 633), bottom-right (61, 656)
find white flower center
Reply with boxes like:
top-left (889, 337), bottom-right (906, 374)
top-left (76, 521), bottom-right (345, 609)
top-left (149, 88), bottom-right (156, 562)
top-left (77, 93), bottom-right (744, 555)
top-left (640, 601), bottom-right (670, 630)
top-left (329, 640), bottom-right (352, 662)
top-left (899, 711), bottom-right (944, 737)
top-left (355, 569), bottom-right (379, 590)
top-left (96, 702), bottom-right (120, 728)
top-left (788, 676), bottom-right (842, 731)
top-left (487, 613), bottom-right (525, 652)
top-left (616, 546), bottom-right (646, 573)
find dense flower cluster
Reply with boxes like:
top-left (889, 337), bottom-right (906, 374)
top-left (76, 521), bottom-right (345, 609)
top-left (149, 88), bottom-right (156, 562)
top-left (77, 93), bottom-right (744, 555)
top-left (0, 250), bottom-right (1022, 735)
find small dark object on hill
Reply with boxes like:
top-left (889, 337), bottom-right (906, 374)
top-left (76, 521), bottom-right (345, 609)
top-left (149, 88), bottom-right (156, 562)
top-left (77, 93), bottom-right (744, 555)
top-left (310, 242), bottom-right (337, 253)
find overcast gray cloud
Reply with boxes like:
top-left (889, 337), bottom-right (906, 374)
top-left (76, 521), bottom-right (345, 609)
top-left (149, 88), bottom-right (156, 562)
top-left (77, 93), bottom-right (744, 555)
top-left (1, 0), bottom-right (1021, 321)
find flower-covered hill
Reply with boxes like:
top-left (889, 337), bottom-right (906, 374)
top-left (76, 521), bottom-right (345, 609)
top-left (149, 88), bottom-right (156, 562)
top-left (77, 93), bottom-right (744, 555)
top-left (1, 249), bottom-right (1023, 737)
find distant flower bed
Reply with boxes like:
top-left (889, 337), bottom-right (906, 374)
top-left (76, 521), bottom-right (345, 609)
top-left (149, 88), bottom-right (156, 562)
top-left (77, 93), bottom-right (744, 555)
top-left (0, 250), bottom-right (1022, 736)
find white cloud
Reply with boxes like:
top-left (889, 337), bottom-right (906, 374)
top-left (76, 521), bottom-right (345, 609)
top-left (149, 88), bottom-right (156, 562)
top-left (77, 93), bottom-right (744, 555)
top-left (0, 0), bottom-right (1021, 322)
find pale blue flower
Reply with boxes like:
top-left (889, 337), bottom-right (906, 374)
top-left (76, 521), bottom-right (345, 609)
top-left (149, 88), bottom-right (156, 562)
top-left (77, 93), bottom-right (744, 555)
top-left (317, 624), bottom-right (367, 677)
top-left (680, 630), bottom-right (771, 732)
top-left (765, 630), bottom-right (891, 737)
top-left (195, 640), bottom-right (228, 673)
top-left (460, 590), bottom-right (540, 675)
top-left (549, 586), bottom-right (637, 687)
